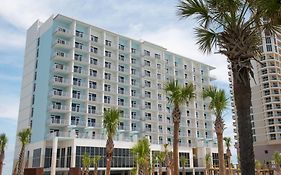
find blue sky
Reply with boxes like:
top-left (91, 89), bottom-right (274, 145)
top-left (0, 0), bottom-right (233, 174)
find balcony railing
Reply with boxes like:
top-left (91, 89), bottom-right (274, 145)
top-left (48, 119), bottom-right (68, 125)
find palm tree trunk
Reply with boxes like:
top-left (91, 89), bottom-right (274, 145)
top-left (182, 167), bottom-right (186, 175)
top-left (216, 131), bottom-right (225, 175)
top-left (0, 151), bottom-right (4, 175)
top-left (159, 164), bottom-right (162, 175)
top-left (227, 149), bottom-right (231, 175)
top-left (94, 164), bottom-right (98, 175)
top-left (17, 145), bottom-right (25, 175)
top-left (172, 106), bottom-right (180, 175)
top-left (232, 65), bottom-right (255, 175)
top-left (106, 137), bottom-right (114, 175)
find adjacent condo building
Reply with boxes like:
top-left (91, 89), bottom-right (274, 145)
top-left (231, 30), bottom-right (281, 163)
top-left (15, 14), bottom-right (218, 175)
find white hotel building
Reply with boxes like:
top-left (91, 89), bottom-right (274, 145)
top-left (14, 14), bottom-right (219, 175)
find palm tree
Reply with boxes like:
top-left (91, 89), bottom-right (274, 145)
top-left (156, 151), bottom-right (165, 175)
top-left (177, 1), bottom-right (281, 174)
top-left (17, 128), bottom-right (31, 175)
top-left (180, 156), bottom-right (187, 175)
top-left (205, 153), bottom-right (211, 175)
top-left (203, 87), bottom-right (228, 175)
top-left (103, 108), bottom-right (120, 175)
top-left (164, 80), bottom-right (195, 174)
top-left (0, 134), bottom-right (8, 175)
top-left (163, 144), bottom-right (173, 175)
top-left (224, 137), bottom-right (232, 175)
top-left (273, 152), bottom-right (281, 174)
top-left (82, 153), bottom-right (91, 175)
top-left (92, 155), bottom-right (101, 175)
top-left (131, 138), bottom-right (150, 175)
top-left (151, 155), bottom-right (157, 175)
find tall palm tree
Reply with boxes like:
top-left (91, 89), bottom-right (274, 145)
top-left (92, 155), bottom-right (101, 175)
top-left (224, 137), bottom-right (232, 175)
top-left (82, 153), bottom-right (91, 175)
top-left (205, 153), bottom-right (211, 175)
top-left (131, 138), bottom-right (150, 175)
top-left (164, 80), bottom-right (195, 174)
top-left (177, 1), bottom-right (281, 174)
top-left (180, 156), bottom-right (187, 175)
top-left (103, 108), bottom-right (120, 175)
top-left (273, 151), bottom-right (281, 174)
top-left (203, 86), bottom-right (228, 175)
top-left (156, 151), bottom-right (165, 175)
top-left (17, 128), bottom-right (31, 175)
top-left (0, 134), bottom-right (8, 175)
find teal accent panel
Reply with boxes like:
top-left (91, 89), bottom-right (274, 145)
top-left (31, 25), bottom-right (53, 143)
top-left (119, 37), bottom-right (129, 47)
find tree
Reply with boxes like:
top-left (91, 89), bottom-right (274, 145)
top-left (224, 137), bottom-right (232, 175)
top-left (92, 155), bottom-right (101, 175)
top-left (131, 138), bottom-right (150, 175)
top-left (205, 153), bottom-right (211, 175)
top-left (163, 144), bottom-right (173, 175)
top-left (17, 128), bottom-right (31, 175)
top-left (164, 80), bottom-right (195, 174)
top-left (0, 134), bottom-right (8, 175)
top-left (151, 154), bottom-right (157, 175)
top-left (103, 108), bottom-right (120, 175)
top-left (82, 153), bottom-right (91, 175)
top-left (156, 151), bottom-right (166, 175)
top-left (180, 156), bottom-right (187, 175)
top-left (177, 1), bottom-right (281, 174)
top-left (273, 152), bottom-right (281, 174)
top-left (203, 86), bottom-right (228, 175)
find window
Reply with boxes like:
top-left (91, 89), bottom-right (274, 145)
top-left (90, 58), bottom-right (97, 65)
top-left (88, 118), bottom-right (95, 127)
top-left (158, 104), bottom-right (162, 111)
top-left (145, 102), bottom-right (151, 109)
top-left (72, 90), bottom-right (81, 99)
top-left (118, 87), bottom-right (124, 94)
top-left (132, 123), bottom-right (137, 131)
top-left (131, 48), bottom-right (136, 53)
top-left (105, 62), bottom-right (111, 69)
top-left (145, 91), bottom-right (151, 98)
top-left (53, 88), bottom-right (62, 96)
top-left (89, 81), bottom-right (97, 89)
top-left (73, 77), bottom-right (82, 86)
top-left (105, 72), bottom-right (111, 80)
top-left (90, 46), bottom-right (98, 53)
top-left (90, 69), bottom-right (97, 77)
top-left (119, 54), bottom-right (125, 61)
top-left (88, 105), bottom-right (96, 114)
top-left (145, 124), bottom-right (152, 132)
top-left (144, 50), bottom-right (150, 56)
top-left (118, 76), bottom-right (125, 83)
top-left (119, 65), bottom-right (125, 72)
top-left (265, 37), bottom-right (271, 44)
top-left (57, 38), bottom-right (66, 44)
top-left (144, 60), bottom-right (150, 66)
top-left (74, 66), bottom-right (82, 73)
top-left (88, 93), bottom-right (96, 101)
top-left (131, 90), bottom-right (136, 96)
top-left (145, 80), bottom-right (151, 87)
top-left (266, 45), bottom-right (272, 52)
top-left (131, 101), bottom-right (137, 108)
top-left (131, 58), bottom-right (136, 64)
top-left (71, 103), bottom-right (80, 112)
top-left (104, 96), bottom-right (111, 104)
top-left (91, 35), bottom-right (98, 42)
top-left (104, 84), bottom-right (111, 92)
top-left (157, 74), bottom-right (161, 80)
top-left (56, 51), bottom-right (65, 57)
top-left (75, 30), bottom-right (83, 37)
top-left (157, 83), bottom-right (162, 89)
top-left (158, 94), bottom-right (162, 100)
top-left (131, 68), bottom-right (136, 75)
top-left (105, 51), bottom-right (111, 57)
top-left (71, 116), bottom-right (80, 125)
top-left (131, 79), bottom-right (136, 85)
top-left (74, 54), bottom-right (82, 61)
top-left (157, 64), bottom-right (161, 69)
top-left (105, 40), bottom-right (111, 46)
top-left (75, 42), bottom-right (83, 49)
top-left (144, 70), bottom-right (150, 77)
top-left (155, 53), bottom-right (160, 59)
top-left (119, 44), bottom-right (125, 50)
top-left (118, 98), bottom-right (124, 106)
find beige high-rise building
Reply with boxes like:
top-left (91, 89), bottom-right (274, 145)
top-left (232, 30), bottom-right (281, 164)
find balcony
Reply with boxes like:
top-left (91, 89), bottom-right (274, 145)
top-left (49, 105), bottom-right (69, 113)
top-left (53, 65), bottom-right (70, 74)
top-left (49, 91), bottom-right (70, 100)
top-left (54, 27), bottom-right (72, 38)
top-left (48, 119), bottom-right (68, 126)
top-left (53, 40), bottom-right (72, 49)
top-left (51, 78), bottom-right (69, 87)
top-left (70, 120), bottom-right (86, 127)
top-left (52, 54), bottom-right (72, 62)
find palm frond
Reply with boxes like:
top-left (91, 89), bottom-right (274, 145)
top-left (195, 27), bottom-right (218, 54)
top-left (0, 133), bottom-right (8, 152)
top-left (103, 108), bottom-right (120, 137)
top-left (18, 128), bottom-right (31, 145)
top-left (223, 137), bottom-right (232, 147)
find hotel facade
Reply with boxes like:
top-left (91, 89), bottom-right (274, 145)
top-left (14, 14), bottom-right (218, 175)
